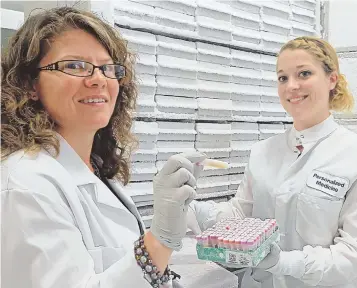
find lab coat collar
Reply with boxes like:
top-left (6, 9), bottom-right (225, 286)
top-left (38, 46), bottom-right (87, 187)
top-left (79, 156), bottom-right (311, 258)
top-left (288, 115), bottom-right (338, 149)
top-left (54, 134), bottom-right (98, 186)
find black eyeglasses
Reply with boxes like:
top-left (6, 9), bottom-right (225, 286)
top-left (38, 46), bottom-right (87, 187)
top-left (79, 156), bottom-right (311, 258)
top-left (38, 60), bottom-right (126, 80)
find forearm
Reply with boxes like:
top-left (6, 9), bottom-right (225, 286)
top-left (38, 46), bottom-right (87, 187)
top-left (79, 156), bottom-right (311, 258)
top-left (191, 195), bottom-right (252, 231)
top-left (218, 196), bottom-right (253, 220)
top-left (267, 233), bottom-right (357, 286)
top-left (144, 231), bottom-right (173, 274)
top-left (215, 164), bottom-right (254, 222)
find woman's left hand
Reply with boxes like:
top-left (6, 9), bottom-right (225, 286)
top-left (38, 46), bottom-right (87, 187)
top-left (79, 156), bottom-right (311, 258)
top-left (256, 242), bottom-right (281, 270)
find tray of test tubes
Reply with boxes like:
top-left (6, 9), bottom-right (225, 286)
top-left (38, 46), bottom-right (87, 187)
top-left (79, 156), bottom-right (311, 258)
top-left (195, 218), bottom-right (280, 268)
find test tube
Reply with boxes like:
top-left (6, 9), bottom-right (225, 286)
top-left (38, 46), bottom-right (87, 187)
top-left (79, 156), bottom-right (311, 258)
top-left (258, 232), bottom-right (264, 246)
top-left (200, 159), bottom-right (229, 169)
top-left (253, 237), bottom-right (259, 250)
top-left (247, 239), bottom-right (255, 251)
top-left (196, 235), bottom-right (202, 245)
top-left (263, 227), bottom-right (269, 240)
top-left (211, 234), bottom-right (218, 248)
top-left (223, 237), bottom-right (230, 249)
top-left (234, 238), bottom-right (242, 251)
top-left (241, 239), bottom-right (248, 251)
top-left (228, 238), bottom-right (236, 250)
top-left (206, 228), bottom-right (214, 235)
top-left (270, 219), bottom-right (278, 231)
top-left (247, 238), bottom-right (253, 251)
top-left (217, 236), bottom-right (224, 248)
top-left (252, 235), bottom-right (259, 248)
top-left (266, 223), bottom-right (273, 237)
top-left (207, 232), bottom-right (213, 247)
top-left (201, 235), bottom-right (209, 247)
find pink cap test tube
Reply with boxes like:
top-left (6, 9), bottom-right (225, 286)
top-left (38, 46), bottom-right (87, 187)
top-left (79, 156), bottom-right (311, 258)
top-left (202, 235), bottom-right (209, 247)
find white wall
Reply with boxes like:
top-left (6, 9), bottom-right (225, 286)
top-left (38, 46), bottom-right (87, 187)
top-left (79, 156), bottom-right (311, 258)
top-left (0, 8), bottom-right (23, 30)
top-left (0, 6), bottom-right (24, 49)
top-left (325, 0), bottom-right (357, 51)
top-left (324, 0), bottom-right (357, 127)
top-left (339, 53), bottom-right (357, 111)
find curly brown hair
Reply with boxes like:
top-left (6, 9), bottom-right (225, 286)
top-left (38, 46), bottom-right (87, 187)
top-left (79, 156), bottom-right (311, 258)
top-left (1, 6), bottom-right (138, 185)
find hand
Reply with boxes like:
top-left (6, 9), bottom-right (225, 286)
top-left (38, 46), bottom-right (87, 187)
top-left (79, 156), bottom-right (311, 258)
top-left (251, 268), bottom-right (272, 284)
top-left (150, 152), bottom-right (207, 251)
top-left (256, 242), bottom-right (281, 270)
top-left (187, 204), bottom-right (202, 235)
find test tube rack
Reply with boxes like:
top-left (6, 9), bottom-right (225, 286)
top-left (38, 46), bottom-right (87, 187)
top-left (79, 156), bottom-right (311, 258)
top-left (196, 217), bottom-right (280, 268)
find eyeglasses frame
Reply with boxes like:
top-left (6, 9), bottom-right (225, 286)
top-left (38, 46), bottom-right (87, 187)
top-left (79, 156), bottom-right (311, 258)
top-left (37, 60), bottom-right (126, 80)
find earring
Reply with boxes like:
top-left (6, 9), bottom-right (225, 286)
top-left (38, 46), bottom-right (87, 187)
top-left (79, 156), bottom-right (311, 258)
top-left (28, 93), bottom-right (39, 101)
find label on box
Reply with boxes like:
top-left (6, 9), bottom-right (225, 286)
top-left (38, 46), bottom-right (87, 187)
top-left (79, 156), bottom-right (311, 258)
top-left (225, 251), bottom-right (252, 266)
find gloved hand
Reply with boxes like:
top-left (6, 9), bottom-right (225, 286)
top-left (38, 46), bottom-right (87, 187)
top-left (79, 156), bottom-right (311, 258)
top-left (256, 242), bottom-right (281, 270)
top-left (150, 152), bottom-right (207, 251)
top-left (187, 204), bottom-right (202, 235)
top-left (251, 268), bottom-right (272, 284)
top-left (254, 243), bottom-right (306, 279)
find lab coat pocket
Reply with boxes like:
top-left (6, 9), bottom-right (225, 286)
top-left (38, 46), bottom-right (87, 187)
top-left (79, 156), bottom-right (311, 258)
top-left (88, 246), bottom-right (126, 273)
top-left (88, 248), bottom-right (104, 273)
top-left (96, 181), bottom-right (127, 210)
top-left (296, 193), bottom-right (343, 246)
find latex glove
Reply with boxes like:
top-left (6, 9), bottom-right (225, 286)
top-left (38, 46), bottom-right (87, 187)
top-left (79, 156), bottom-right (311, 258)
top-left (256, 242), bottom-right (281, 270)
top-left (187, 204), bottom-right (202, 235)
top-left (150, 152), bottom-right (207, 251)
top-left (251, 268), bottom-right (272, 284)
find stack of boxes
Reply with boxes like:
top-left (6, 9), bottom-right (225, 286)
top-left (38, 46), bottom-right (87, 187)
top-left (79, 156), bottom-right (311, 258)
top-left (115, 0), bottom-right (321, 227)
top-left (196, 123), bottom-right (231, 199)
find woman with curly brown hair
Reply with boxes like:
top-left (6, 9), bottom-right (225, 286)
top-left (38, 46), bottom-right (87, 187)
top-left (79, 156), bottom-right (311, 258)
top-left (1, 7), bottom-right (206, 288)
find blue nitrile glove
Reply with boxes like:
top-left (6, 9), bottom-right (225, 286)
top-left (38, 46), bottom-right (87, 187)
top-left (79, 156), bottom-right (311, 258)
top-left (150, 152), bottom-right (207, 251)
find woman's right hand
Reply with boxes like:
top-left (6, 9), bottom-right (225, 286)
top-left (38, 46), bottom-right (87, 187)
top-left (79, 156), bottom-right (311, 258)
top-left (150, 152), bottom-right (206, 251)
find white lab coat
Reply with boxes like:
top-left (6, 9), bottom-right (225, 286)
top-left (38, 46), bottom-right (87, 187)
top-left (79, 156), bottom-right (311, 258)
top-left (193, 116), bottom-right (357, 288)
top-left (1, 136), bottom-right (169, 288)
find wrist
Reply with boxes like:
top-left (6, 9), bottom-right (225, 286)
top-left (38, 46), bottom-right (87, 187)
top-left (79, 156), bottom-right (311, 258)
top-left (144, 231), bottom-right (173, 273)
top-left (150, 216), bottom-right (184, 251)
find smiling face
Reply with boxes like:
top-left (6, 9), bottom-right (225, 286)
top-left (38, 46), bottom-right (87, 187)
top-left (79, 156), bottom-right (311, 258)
top-left (34, 28), bottom-right (120, 136)
top-left (277, 49), bottom-right (338, 130)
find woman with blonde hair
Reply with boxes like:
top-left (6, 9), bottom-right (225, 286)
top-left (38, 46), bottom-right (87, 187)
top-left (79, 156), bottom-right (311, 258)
top-left (1, 7), bottom-right (206, 288)
top-left (188, 36), bottom-right (357, 288)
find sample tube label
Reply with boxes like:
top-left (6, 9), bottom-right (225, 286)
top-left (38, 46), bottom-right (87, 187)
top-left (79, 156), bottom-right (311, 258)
top-left (226, 251), bottom-right (252, 266)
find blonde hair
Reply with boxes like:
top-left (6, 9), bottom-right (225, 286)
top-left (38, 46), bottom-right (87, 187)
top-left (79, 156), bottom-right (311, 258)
top-left (1, 7), bottom-right (137, 185)
top-left (279, 36), bottom-right (354, 112)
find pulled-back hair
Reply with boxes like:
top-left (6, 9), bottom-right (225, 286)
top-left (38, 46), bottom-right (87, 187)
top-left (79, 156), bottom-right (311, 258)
top-left (1, 6), bottom-right (137, 185)
top-left (279, 36), bottom-right (354, 112)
